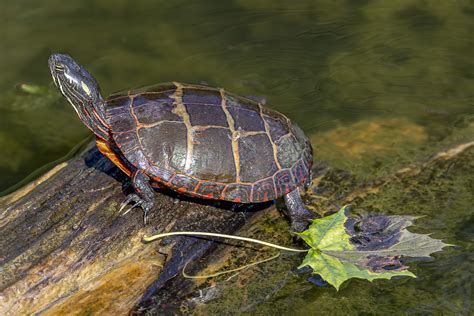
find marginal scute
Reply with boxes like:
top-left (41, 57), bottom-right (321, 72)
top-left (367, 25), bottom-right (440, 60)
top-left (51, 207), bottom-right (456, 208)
top-left (149, 165), bottom-right (174, 183)
top-left (170, 174), bottom-right (199, 193)
top-left (223, 184), bottom-right (253, 203)
top-left (274, 169), bottom-right (294, 196)
top-left (195, 182), bottom-right (226, 199)
top-left (291, 159), bottom-right (308, 186)
top-left (252, 178), bottom-right (276, 202)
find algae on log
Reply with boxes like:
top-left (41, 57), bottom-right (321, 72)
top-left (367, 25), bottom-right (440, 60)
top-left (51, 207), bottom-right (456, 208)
top-left (0, 145), bottom-right (257, 315)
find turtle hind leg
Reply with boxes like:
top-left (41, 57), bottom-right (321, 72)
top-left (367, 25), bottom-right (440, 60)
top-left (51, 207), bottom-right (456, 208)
top-left (119, 170), bottom-right (155, 224)
top-left (283, 188), bottom-right (315, 232)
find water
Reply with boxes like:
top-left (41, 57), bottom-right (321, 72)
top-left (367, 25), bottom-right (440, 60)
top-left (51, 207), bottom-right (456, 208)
top-left (0, 0), bottom-right (472, 313)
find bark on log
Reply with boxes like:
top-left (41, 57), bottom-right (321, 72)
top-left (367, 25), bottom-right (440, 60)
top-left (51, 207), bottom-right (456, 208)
top-left (0, 144), bottom-right (262, 315)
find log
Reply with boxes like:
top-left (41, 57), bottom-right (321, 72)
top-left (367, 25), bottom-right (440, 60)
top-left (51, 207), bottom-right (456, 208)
top-left (0, 144), bottom-right (262, 315)
top-left (1, 120), bottom-right (472, 314)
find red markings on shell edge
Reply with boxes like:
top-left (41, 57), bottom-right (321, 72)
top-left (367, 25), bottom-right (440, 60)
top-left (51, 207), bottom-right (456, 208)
top-left (274, 169), bottom-right (294, 197)
top-left (252, 178), bottom-right (276, 202)
top-left (291, 159), bottom-right (307, 186)
top-left (195, 182), bottom-right (226, 200)
top-left (170, 174), bottom-right (199, 193)
top-left (222, 184), bottom-right (252, 203)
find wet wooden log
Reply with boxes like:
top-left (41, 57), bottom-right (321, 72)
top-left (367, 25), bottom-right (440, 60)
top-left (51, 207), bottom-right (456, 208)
top-left (0, 144), bottom-right (263, 315)
top-left (1, 137), bottom-right (473, 315)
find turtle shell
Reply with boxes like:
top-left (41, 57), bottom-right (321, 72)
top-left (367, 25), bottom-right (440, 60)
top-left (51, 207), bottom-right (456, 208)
top-left (105, 82), bottom-right (312, 203)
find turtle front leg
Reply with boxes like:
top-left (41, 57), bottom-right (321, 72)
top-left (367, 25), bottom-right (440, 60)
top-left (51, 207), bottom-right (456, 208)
top-left (283, 188), bottom-right (315, 232)
top-left (119, 170), bottom-right (155, 224)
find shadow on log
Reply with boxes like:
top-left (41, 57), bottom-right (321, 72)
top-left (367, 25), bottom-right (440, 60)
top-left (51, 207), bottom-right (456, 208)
top-left (0, 144), bottom-right (267, 315)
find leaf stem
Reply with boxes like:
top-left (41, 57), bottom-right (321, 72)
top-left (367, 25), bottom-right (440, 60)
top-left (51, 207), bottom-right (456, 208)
top-left (143, 231), bottom-right (308, 253)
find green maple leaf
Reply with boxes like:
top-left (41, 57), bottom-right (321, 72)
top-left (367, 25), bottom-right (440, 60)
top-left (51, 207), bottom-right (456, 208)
top-left (298, 206), bottom-right (450, 290)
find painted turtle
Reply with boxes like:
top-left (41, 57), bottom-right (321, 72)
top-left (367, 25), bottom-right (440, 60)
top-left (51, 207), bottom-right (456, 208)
top-left (48, 54), bottom-right (314, 231)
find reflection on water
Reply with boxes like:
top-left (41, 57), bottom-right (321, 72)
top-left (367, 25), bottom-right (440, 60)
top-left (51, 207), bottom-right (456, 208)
top-left (0, 0), bottom-right (472, 313)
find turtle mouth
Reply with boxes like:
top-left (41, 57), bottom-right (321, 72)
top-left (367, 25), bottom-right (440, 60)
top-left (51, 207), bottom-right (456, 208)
top-left (48, 54), bottom-right (71, 81)
top-left (48, 56), bottom-right (63, 88)
top-left (48, 55), bottom-right (79, 115)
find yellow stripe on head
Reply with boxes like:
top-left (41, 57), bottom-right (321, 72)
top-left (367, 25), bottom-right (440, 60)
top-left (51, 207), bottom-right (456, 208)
top-left (81, 81), bottom-right (91, 96)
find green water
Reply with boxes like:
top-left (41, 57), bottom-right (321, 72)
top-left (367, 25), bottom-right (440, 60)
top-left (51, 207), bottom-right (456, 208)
top-left (1, 0), bottom-right (472, 313)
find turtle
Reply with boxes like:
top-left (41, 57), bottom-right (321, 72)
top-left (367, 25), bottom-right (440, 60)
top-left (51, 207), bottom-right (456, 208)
top-left (48, 53), bottom-right (314, 231)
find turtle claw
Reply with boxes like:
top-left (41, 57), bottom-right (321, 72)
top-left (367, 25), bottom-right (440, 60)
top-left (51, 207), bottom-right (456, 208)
top-left (121, 201), bottom-right (141, 216)
top-left (119, 194), bottom-right (153, 224)
top-left (119, 194), bottom-right (142, 215)
top-left (143, 209), bottom-right (149, 225)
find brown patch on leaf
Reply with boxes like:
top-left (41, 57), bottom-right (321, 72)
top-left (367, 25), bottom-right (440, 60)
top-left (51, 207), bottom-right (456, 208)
top-left (345, 214), bottom-right (415, 251)
top-left (364, 255), bottom-right (407, 273)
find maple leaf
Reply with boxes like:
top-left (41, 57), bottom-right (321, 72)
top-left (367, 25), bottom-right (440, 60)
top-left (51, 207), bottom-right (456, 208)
top-left (298, 206), bottom-right (450, 290)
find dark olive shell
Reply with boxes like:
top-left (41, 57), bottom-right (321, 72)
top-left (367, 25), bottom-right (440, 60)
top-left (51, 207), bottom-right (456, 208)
top-left (105, 82), bottom-right (312, 203)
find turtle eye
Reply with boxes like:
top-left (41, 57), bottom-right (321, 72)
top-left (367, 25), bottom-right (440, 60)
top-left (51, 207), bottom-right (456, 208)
top-left (54, 64), bottom-right (64, 72)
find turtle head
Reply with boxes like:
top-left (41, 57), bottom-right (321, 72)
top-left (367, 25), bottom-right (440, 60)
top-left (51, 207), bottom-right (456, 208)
top-left (49, 53), bottom-right (109, 140)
